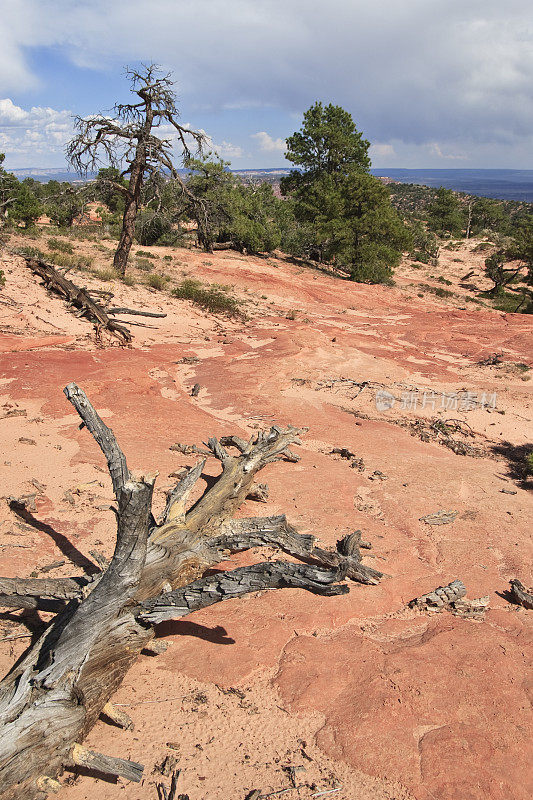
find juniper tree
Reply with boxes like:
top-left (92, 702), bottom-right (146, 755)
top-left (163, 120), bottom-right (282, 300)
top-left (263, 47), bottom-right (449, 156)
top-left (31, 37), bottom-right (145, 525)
top-left (67, 64), bottom-right (206, 274)
top-left (281, 102), bottom-right (409, 281)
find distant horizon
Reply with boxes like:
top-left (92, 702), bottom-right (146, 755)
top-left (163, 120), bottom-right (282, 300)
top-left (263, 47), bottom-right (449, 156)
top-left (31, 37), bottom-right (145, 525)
top-left (8, 166), bottom-right (533, 175)
top-left (7, 165), bottom-right (533, 203)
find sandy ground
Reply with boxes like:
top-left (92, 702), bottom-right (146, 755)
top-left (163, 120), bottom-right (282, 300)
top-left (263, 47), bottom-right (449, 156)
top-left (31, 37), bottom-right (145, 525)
top-left (0, 233), bottom-right (531, 800)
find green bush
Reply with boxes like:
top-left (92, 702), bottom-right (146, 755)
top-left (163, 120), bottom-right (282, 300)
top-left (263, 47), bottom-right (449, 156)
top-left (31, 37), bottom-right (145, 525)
top-left (144, 273), bottom-right (169, 290)
top-left (48, 252), bottom-right (93, 270)
top-left (172, 278), bottom-right (242, 317)
top-left (47, 237), bottom-right (74, 254)
top-left (0, 269), bottom-right (5, 288)
top-left (419, 283), bottom-right (454, 298)
top-left (135, 249), bottom-right (158, 259)
top-left (135, 210), bottom-right (173, 246)
top-left (15, 245), bottom-right (45, 259)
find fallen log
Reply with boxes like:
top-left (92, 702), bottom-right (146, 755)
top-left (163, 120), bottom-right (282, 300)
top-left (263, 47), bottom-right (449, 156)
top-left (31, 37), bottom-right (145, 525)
top-left (24, 258), bottom-right (166, 344)
top-left (0, 383), bottom-right (382, 799)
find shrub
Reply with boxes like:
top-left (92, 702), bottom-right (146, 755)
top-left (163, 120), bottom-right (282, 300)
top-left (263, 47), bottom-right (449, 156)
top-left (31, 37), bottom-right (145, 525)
top-left (348, 258), bottom-right (394, 285)
top-left (15, 245), bottom-right (45, 259)
top-left (48, 252), bottom-right (94, 271)
top-left (437, 276), bottom-right (452, 285)
top-left (419, 283), bottom-right (454, 298)
top-left (172, 278), bottom-right (242, 317)
top-left (135, 210), bottom-right (173, 246)
top-left (0, 269), bottom-right (5, 288)
top-left (121, 274), bottom-right (136, 286)
top-left (135, 258), bottom-right (153, 271)
top-left (145, 273), bottom-right (169, 290)
top-left (488, 290), bottom-right (533, 314)
top-left (135, 249), bottom-right (158, 259)
top-left (47, 237), bottom-right (74, 254)
top-left (472, 241), bottom-right (494, 252)
top-left (92, 268), bottom-right (119, 281)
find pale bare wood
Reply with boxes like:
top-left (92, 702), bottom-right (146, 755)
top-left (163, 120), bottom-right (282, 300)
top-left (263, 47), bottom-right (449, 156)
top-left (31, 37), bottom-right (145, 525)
top-left (71, 744), bottom-right (143, 782)
top-left (101, 703), bottom-right (134, 731)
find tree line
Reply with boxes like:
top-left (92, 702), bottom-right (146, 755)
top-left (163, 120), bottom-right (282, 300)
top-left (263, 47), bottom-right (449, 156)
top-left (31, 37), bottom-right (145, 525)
top-left (1, 64), bottom-right (531, 300)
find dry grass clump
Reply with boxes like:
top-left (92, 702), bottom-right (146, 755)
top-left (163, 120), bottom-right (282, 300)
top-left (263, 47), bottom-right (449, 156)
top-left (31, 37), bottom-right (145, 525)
top-left (135, 257), bottom-right (154, 271)
top-left (91, 268), bottom-right (119, 281)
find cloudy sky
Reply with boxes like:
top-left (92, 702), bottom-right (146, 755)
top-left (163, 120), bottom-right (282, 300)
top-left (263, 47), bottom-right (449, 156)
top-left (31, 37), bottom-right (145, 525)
top-left (0, 0), bottom-right (532, 170)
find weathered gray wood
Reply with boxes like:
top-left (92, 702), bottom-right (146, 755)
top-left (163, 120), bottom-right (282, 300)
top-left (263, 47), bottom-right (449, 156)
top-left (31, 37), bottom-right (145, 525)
top-left (71, 744), bottom-right (143, 782)
top-left (509, 579), bottom-right (533, 610)
top-left (0, 384), bottom-right (381, 799)
top-left (100, 702), bottom-right (134, 731)
top-left (161, 458), bottom-right (206, 524)
top-left (216, 516), bottom-right (382, 585)
top-left (0, 576), bottom-right (89, 604)
top-left (409, 580), bottom-right (467, 609)
top-left (63, 383), bottom-right (130, 497)
top-left (25, 258), bottom-right (133, 343)
top-left (246, 482), bottom-right (269, 502)
top-left (138, 562), bottom-right (349, 624)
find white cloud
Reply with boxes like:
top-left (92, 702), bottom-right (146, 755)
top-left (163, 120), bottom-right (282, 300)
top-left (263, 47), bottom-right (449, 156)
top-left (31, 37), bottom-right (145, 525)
top-left (1, 1), bottom-right (532, 165)
top-left (0, 98), bottom-right (73, 165)
top-left (213, 140), bottom-right (244, 159)
top-left (429, 143), bottom-right (468, 161)
top-left (252, 131), bottom-right (286, 153)
top-left (370, 143), bottom-right (396, 159)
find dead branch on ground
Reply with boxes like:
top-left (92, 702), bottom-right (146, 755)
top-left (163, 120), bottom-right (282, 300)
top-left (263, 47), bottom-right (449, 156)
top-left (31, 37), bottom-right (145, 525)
top-left (0, 383), bottom-right (381, 799)
top-left (24, 257), bottom-right (166, 344)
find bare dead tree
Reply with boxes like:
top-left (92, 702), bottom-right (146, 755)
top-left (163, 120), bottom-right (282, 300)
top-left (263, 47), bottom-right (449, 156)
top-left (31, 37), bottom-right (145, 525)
top-left (66, 64), bottom-right (207, 275)
top-left (0, 384), bottom-right (381, 799)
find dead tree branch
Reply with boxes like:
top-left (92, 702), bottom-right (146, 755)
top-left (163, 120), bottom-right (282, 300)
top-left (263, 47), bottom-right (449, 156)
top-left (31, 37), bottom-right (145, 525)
top-left (24, 258), bottom-right (165, 344)
top-left (0, 384), bottom-right (381, 799)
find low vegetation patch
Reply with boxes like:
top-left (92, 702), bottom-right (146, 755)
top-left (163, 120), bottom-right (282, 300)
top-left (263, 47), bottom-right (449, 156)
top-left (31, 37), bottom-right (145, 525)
top-left (91, 268), bottom-right (119, 281)
top-left (480, 289), bottom-right (533, 314)
top-left (172, 278), bottom-right (243, 317)
top-left (419, 283), bottom-right (454, 298)
top-left (144, 272), bottom-right (170, 290)
top-left (135, 249), bottom-right (158, 259)
top-left (47, 237), bottom-right (74, 254)
top-left (48, 252), bottom-right (94, 270)
top-left (135, 257), bottom-right (154, 271)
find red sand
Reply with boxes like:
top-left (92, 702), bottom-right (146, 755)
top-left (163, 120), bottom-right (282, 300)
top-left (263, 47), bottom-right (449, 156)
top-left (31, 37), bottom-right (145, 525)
top-left (0, 239), bottom-right (531, 799)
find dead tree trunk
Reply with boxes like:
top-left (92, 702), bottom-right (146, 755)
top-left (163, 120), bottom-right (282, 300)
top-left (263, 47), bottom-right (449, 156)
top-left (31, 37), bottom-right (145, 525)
top-left (113, 156), bottom-right (144, 276)
top-left (0, 384), bottom-right (381, 799)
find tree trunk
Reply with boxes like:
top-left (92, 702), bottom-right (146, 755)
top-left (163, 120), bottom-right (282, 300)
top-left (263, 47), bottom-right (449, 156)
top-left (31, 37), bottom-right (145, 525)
top-left (113, 188), bottom-right (140, 275)
top-left (0, 385), bottom-right (381, 799)
top-left (113, 136), bottom-right (147, 275)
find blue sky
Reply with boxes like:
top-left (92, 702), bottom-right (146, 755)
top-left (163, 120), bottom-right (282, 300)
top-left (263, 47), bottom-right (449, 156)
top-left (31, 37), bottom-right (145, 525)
top-left (0, 0), bottom-right (532, 170)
